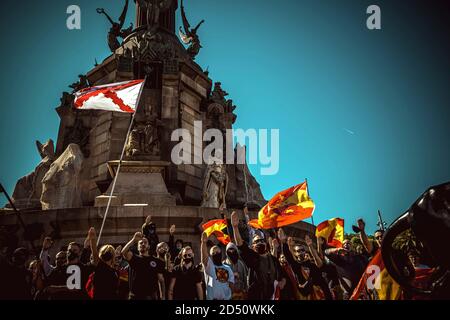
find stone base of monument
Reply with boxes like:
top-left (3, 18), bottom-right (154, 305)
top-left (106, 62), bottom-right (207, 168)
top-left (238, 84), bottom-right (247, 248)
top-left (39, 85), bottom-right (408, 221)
top-left (6, 199), bottom-right (42, 210)
top-left (94, 160), bottom-right (176, 207)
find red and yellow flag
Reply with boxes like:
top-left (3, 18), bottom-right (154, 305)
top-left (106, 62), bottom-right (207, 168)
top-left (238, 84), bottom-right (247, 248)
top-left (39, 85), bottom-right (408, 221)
top-left (202, 219), bottom-right (230, 245)
top-left (248, 182), bottom-right (315, 229)
top-left (350, 250), bottom-right (402, 300)
top-left (315, 218), bottom-right (344, 248)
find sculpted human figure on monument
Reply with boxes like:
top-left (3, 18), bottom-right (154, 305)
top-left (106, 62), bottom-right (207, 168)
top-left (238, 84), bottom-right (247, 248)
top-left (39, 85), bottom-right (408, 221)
top-left (125, 116), bottom-right (162, 158)
top-left (10, 140), bottom-right (56, 209)
top-left (135, 0), bottom-right (174, 29)
top-left (97, 0), bottom-right (133, 52)
top-left (201, 159), bottom-right (229, 209)
top-left (178, 0), bottom-right (205, 59)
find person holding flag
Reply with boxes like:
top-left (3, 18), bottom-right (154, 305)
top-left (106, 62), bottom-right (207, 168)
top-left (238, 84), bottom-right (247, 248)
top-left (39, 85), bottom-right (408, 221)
top-left (73, 78), bottom-right (146, 246)
top-left (202, 218), bottom-right (230, 246)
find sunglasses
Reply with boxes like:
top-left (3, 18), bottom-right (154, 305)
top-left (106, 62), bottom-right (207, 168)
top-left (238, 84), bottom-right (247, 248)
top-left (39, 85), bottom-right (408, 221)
top-left (253, 239), bottom-right (265, 245)
top-left (183, 254), bottom-right (193, 259)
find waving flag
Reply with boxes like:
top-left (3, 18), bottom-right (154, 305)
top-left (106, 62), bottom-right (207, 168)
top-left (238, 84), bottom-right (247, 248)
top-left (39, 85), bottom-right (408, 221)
top-left (202, 219), bottom-right (230, 245)
top-left (350, 250), bottom-right (402, 300)
top-left (74, 79), bottom-right (145, 113)
top-left (248, 182), bottom-right (315, 229)
top-left (315, 218), bottom-right (344, 248)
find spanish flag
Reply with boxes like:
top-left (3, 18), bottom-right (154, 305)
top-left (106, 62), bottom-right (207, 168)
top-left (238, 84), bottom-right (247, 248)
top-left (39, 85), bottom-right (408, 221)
top-left (315, 218), bottom-right (344, 248)
top-left (202, 219), bottom-right (231, 245)
top-left (248, 182), bottom-right (315, 229)
top-left (350, 250), bottom-right (402, 300)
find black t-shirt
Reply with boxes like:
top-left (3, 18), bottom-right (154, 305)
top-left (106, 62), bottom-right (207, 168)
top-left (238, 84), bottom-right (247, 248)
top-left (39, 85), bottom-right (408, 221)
top-left (128, 254), bottom-right (164, 299)
top-left (281, 243), bottom-right (333, 300)
top-left (172, 264), bottom-right (203, 300)
top-left (3, 264), bottom-right (32, 300)
top-left (238, 243), bottom-right (283, 300)
top-left (93, 260), bottom-right (119, 300)
top-left (46, 266), bottom-right (68, 286)
top-left (325, 251), bottom-right (368, 294)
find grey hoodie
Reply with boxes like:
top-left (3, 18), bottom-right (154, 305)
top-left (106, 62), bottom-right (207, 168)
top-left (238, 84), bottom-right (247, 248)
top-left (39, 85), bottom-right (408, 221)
top-left (223, 243), bottom-right (248, 292)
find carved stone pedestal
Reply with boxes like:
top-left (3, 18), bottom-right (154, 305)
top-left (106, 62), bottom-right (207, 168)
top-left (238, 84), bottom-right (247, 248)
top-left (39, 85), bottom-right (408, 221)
top-left (94, 160), bottom-right (176, 207)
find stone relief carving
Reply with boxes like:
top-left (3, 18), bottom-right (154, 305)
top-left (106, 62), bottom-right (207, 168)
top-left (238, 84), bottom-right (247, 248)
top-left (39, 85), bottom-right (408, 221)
top-left (41, 144), bottom-right (84, 210)
top-left (11, 140), bottom-right (55, 209)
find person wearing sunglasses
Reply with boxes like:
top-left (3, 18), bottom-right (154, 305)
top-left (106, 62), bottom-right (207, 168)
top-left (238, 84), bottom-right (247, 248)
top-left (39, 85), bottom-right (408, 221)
top-left (168, 246), bottom-right (203, 300)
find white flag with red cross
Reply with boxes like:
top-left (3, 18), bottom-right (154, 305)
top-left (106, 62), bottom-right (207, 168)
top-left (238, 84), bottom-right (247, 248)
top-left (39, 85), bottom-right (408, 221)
top-left (73, 79), bottom-right (145, 113)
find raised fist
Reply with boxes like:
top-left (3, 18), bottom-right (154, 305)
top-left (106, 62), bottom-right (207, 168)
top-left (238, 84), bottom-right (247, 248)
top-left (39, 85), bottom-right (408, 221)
top-left (230, 211), bottom-right (239, 228)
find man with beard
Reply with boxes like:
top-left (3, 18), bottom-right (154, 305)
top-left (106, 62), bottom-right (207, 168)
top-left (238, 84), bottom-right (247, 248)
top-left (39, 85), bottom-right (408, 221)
top-left (122, 231), bottom-right (165, 300)
top-left (44, 233), bottom-right (94, 299)
top-left (230, 211), bottom-right (286, 300)
top-left (278, 229), bottom-right (332, 300)
top-left (201, 232), bottom-right (234, 300)
top-left (223, 242), bottom-right (248, 299)
top-left (324, 239), bottom-right (368, 299)
top-left (168, 246), bottom-right (203, 300)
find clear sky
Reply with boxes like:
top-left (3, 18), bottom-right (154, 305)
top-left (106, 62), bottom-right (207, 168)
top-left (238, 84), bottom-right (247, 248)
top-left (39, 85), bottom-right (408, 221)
top-left (0, 0), bottom-right (449, 234)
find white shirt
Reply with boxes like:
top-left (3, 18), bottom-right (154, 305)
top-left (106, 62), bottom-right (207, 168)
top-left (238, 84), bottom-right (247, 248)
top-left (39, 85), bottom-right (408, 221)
top-left (203, 257), bottom-right (234, 300)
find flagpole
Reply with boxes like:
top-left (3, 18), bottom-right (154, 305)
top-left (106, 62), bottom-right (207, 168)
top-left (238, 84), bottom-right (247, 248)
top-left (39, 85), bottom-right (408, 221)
top-left (305, 178), bottom-right (315, 226)
top-left (96, 77), bottom-right (147, 246)
top-left (0, 183), bottom-right (36, 251)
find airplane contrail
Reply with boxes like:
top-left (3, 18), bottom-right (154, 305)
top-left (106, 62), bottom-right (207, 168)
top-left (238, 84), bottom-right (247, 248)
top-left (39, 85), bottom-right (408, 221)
top-left (344, 128), bottom-right (355, 135)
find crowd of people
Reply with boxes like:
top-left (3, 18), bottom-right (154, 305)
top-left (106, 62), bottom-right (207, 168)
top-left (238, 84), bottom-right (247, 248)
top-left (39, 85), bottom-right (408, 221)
top-left (0, 209), bottom-right (422, 300)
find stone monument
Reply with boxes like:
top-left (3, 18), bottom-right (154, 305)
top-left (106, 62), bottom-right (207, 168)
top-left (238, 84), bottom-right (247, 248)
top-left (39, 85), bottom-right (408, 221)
top-left (0, 0), bottom-right (315, 256)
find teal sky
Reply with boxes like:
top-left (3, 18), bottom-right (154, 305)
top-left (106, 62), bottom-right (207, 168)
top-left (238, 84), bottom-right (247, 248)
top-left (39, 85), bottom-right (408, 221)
top-left (0, 0), bottom-right (449, 234)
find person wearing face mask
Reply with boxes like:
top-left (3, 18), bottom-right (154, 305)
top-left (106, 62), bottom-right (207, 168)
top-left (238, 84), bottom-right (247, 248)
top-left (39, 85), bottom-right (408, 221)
top-left (155, 241), bottom-right (173, 299)
top-left (45, 232), bottom-right (95, 299)
top-left (168, 246), bottom-right (203, 300)
top-left (223, 242), bottom-right (248, 300)
top-left (278, 230), bottom-right (332, 300)
top-left (142, 215), bottom-right (160, 257)
top-left (201, 232), bottom-right (234, 300)
top-left (230, 211), bottom-right (286, 300)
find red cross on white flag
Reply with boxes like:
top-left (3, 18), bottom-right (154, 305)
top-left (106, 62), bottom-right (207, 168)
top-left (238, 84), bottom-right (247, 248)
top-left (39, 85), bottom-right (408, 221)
top-left (74, 79), bottom-right (145, 113)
